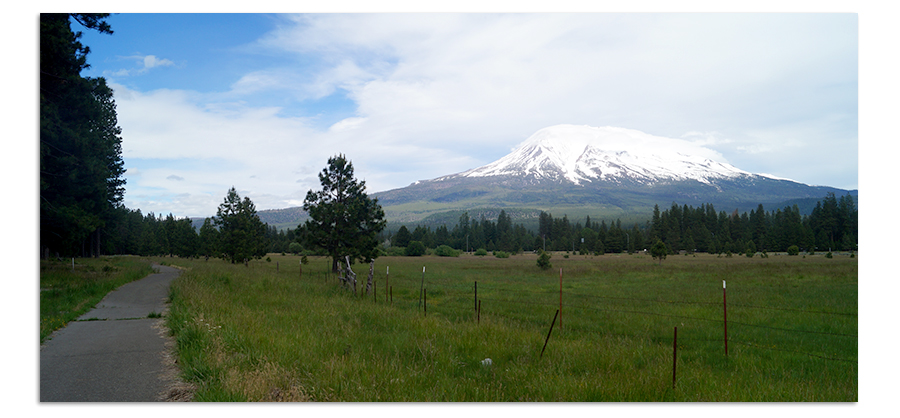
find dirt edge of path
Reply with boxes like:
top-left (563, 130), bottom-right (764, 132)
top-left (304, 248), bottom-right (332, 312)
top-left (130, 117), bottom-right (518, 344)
top-left (153, 317), bottom-right (196, 401)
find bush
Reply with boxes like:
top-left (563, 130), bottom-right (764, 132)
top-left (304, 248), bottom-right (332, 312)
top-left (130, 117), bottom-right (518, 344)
top-left (474, 248), bottom-right (488, 256)
top-left (650, 239), bottom-right (667, 265)
top-left (536, 249), bottom-right (552, 270)
top-left (786, 245), bottom-right (800, 256)
top-left (435, 245), bottom-right (460, 257)
top-left (288, 242), bottom-right (302, 255)
top-left (406, 241), bottom-right (426, 256)
top-left (493, 251), bottom-right (510, 258)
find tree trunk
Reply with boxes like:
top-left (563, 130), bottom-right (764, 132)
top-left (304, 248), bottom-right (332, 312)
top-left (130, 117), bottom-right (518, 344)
top-left (93, 228), bottom-right (101, 258)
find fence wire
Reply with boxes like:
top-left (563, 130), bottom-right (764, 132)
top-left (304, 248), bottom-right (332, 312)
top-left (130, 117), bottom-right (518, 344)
top-left (357, 272), bottom-right (857, 365)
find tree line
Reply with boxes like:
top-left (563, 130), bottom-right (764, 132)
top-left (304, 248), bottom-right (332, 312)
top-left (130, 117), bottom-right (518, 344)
top-left (322, 191), bottom-right (856, 257)
top-left (381, 192), bottom-right (858, 256)
top-left (97, 190), bottom-right (296, 261)
top-left (646, 193), bottom-right (857, 255)
top-left (90, 189), bottom-right (856, 262)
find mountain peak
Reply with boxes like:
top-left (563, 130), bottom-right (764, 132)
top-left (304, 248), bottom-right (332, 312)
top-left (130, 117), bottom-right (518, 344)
top-left (459, 124), bottom-right (749, 185)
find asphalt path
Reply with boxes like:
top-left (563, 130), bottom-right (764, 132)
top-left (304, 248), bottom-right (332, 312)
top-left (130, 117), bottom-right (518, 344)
top-left (40, 264), bottom-right (181, 402)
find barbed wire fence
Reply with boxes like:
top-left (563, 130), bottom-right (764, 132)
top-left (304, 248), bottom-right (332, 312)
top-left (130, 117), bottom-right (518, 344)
top-left (369, 267), bottom-right (857, 368)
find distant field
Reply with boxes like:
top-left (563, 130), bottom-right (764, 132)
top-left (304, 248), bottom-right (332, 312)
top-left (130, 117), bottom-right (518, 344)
top-left (161, 252), bottom-right (857, 401)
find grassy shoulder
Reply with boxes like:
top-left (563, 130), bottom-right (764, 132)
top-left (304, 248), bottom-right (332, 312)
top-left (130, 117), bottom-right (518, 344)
top-left (40, 256), bottom-right (155, 343)
top-left (164, 252), bottom-right (857, 401)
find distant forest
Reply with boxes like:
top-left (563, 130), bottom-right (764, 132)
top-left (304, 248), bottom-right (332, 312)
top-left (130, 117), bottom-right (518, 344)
top-left (90, 192), bottom-right (856, 259)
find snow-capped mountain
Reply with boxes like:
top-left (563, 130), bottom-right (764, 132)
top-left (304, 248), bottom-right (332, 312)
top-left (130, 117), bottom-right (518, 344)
top-left (368, 124), bottom-right (854, 224)
top-left (448, 125), bottom-right (750, 186)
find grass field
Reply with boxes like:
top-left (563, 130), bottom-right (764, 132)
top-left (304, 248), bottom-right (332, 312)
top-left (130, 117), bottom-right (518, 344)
top-left (160, 251), bottom-right (857, 402)
top-left (39, 256), bottom-right (155, 343)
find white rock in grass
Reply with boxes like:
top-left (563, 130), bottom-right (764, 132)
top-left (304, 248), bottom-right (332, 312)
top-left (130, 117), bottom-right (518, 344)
top-left (481, 358), bottom-right (492, 366)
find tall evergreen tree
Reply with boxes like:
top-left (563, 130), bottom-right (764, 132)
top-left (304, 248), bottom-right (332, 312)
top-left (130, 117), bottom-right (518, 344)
top-left (302, 155), bottom-right (386, 272)
top-left (41, 14), bottom-right (125, 257)
top-left (215, 187), bottom-right (267, 265)
top-left (394, 225), bottom-right (412, 247)
top-left (198, 218), bottom-right (219, 260)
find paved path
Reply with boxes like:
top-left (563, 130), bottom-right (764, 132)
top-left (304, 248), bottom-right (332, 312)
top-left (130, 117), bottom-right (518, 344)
top-left (40, 264), bottom-right (181, 402)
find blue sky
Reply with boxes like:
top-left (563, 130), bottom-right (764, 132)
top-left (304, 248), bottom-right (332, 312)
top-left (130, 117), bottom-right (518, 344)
top-left (59, 10), bottom-right (861, 218)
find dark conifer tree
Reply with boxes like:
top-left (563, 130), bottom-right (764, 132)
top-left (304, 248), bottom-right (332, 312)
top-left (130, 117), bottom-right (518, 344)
top-left (41, 14), bottom-right (125, 257)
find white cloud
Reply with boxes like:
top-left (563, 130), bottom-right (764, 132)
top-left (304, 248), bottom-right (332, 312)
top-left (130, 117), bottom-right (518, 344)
top-left (261, 13), bottom-right (855, 154)
top-left (110, 14), bottom-right (857, 217)
top-left (680, 131), bottom-right (734, 147)
top-left (108, 54), bottom-right (176, 77)
top-left (142, 55), bottom-right (174, 69)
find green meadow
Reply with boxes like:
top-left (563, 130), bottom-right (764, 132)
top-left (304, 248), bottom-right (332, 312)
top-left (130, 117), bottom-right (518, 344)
top-left (161, 252), bottom-right (856, 402)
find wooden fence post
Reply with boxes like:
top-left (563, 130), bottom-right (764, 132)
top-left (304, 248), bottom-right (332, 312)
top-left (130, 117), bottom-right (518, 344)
top-left (723, 280), bottom-right (728, 357)
top-left (673, 326), bottom-right (678, 389)
top-left (418, 266), bottom-right (425, 310)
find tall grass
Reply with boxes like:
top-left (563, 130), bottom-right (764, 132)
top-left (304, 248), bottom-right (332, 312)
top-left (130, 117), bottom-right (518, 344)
top-left (164, 252), bottom-right (857, 401)
top-left (40, 256), bottom-right (154, 343)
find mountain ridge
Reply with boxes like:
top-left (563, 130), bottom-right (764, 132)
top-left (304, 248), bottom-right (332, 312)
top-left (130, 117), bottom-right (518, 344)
top-left (245, 124), bottom-right (856, 229)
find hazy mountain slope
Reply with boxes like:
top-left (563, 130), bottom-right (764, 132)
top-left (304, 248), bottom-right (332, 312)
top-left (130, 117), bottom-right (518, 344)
top-left (256, 125), bottom-right (854, 228)
top-left (372, 125), bottom-right (851, 223)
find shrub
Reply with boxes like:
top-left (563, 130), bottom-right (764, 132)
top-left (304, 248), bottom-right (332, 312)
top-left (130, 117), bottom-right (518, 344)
top-left (435, 245), bottom-right (460, 257)
top-left (474, 248), bottom-right (488, 257)
top-left (786, 245), bottom-right (800, 256)
top-left (536, 249), bottom-right (552, 270)
top-left (493, 251), bottom-right (510, 258)
top-left (406, 241), bottom-right (426, 256)
top-left (650, 239), bottom-right (667, 265)
top-left (288, 242), bottom-right (302, 255)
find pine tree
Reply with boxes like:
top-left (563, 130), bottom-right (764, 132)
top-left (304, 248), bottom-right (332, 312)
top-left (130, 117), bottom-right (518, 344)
top-left (41, 14), bottom-right (125, 257)
top-left (394, 225), bottom-right (412, 247)
top-left (650, 239), bottom-right (668, 265)
top-left (215, 187), bottom-right (267, 265)
top-left (302, 155), bottom-right (386, 272)
top-left (198, 218), bottom-right (219, 260)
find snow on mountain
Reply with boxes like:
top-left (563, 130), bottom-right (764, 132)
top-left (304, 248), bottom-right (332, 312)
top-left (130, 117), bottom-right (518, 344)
top-left (455, 124), bottom-right (750, 185)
